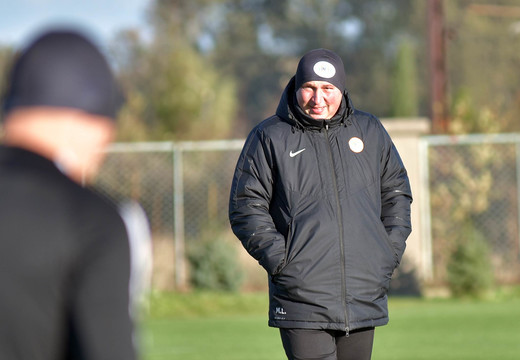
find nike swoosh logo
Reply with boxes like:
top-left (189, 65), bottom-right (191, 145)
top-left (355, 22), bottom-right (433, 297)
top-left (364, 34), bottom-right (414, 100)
top-left (289, 148), bottom-right (306, 157)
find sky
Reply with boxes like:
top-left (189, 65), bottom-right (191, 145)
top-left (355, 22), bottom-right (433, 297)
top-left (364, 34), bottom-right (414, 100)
top-left (0, 0), bottom-right (152, 50)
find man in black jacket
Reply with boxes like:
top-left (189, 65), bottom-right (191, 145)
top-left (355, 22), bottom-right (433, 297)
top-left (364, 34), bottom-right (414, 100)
top-left (229, 49), bottom-right (412, 360)
top-left (0, 29), bottom-right (137, 360)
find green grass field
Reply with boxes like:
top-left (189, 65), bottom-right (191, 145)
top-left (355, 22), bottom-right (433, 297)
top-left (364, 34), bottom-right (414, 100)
top-left (140, 288), bottom-right (520, 360)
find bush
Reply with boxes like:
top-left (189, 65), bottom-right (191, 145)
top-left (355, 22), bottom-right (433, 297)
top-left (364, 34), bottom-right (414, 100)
top-left (447, 224), bottom-right (494, 298)
top-left (187, 237), bottom-right (243, 291)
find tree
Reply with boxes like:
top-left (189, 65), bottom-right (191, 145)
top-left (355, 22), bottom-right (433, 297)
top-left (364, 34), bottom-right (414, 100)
top-left (109, 30), bottom-right (151, 141)
top-left (115, 0), bottom-right (520, 137)
top-left (146, 41), bottom-right (236, 140)
top-left (262, 0), bottom-right (427, 117)
top-left (445, 0), bottom-right (520, 132)
top-left (110, 23), bottom-right (237, 141)
top-left (211, 0), bottom-right (427, 126)
top-left (391, 37), bottom-right (419, 117)
top-left (145, 0), bottom-right (428, 133)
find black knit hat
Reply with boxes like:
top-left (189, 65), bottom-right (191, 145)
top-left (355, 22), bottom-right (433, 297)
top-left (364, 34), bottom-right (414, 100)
top-left (295, 48), bottom-right (346, 92)
top-left (1, 29), bottom-right (124, 119)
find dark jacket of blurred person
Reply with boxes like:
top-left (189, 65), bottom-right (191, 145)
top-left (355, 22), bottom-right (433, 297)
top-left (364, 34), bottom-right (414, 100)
top-left (0, 29), bottom-right (140, 360)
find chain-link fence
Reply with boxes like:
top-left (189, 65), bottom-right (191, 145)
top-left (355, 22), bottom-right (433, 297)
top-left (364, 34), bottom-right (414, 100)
top-left (93, 140), bottom-right (244, 290)
top-left (93, 134), bottom-right (520, 291)
top-left (420, 133), bottom-right (520, 285)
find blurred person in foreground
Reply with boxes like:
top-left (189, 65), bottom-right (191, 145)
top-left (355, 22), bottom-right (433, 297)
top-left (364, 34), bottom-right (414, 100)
top-left (229, 49), bottom-right (412, 360)
top-left (0, 28), bottom-right (151, 360)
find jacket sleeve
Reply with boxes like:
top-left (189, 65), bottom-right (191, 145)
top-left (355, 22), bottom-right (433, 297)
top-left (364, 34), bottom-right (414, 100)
top-left (229, 128), bottom-right (286, 276)
top-left (379, 127), bottom-right (413, 265)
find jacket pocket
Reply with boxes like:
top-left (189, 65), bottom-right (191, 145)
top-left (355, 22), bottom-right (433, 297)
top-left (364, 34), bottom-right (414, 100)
top-left (374, 221), bottom-right (399, 295)
top-left (273, 219), bottom-right (294, 277)
top-left (378, 221), bottom-right (399, 267)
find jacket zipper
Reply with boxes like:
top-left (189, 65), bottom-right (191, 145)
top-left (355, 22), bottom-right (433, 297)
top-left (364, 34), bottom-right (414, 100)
top-left (324, 124), bottom-right (349, 334)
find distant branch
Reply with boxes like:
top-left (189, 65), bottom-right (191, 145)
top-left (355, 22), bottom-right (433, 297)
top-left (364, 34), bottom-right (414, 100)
top-left (467, 4), bottom-right (520, 18)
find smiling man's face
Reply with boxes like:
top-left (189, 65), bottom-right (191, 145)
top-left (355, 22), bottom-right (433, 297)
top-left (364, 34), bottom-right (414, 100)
top-left (296, 80), bottom-right (343, 120)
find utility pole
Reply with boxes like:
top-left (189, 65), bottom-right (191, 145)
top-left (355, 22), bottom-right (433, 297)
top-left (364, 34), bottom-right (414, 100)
top-left (428, 0), bottom-right (448, 133)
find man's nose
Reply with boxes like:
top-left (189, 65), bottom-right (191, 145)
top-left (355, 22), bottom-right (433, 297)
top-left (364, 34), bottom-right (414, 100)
top-left (313, 90), bottom-right (324, 104)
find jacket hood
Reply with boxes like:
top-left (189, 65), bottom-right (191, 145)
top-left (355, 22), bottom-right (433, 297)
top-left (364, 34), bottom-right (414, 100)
top-left (275, 76), bottom-right (354, 131)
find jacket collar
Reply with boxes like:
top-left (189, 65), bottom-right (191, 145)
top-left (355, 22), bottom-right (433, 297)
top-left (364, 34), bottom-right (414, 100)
top-left (276, 76), bottom-right (354, 131)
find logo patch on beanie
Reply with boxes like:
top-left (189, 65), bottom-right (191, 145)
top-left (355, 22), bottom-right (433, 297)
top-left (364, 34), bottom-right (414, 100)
top-left (313, 61), bottom-right (336, 79)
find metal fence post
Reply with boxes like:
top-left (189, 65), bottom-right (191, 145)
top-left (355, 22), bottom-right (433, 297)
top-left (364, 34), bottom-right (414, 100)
top-left (419, 137), bottom-right (433, 280)
top-left (516, 141), bottom-right (520, 257)
top-left (173, 143), bottom-right (186, 289)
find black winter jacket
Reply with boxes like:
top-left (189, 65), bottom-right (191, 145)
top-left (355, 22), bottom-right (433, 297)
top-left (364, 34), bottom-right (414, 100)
top-left (229, 78), bottom-right (412, 332)
top-left (0, 146), bottom-right (136, 360)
